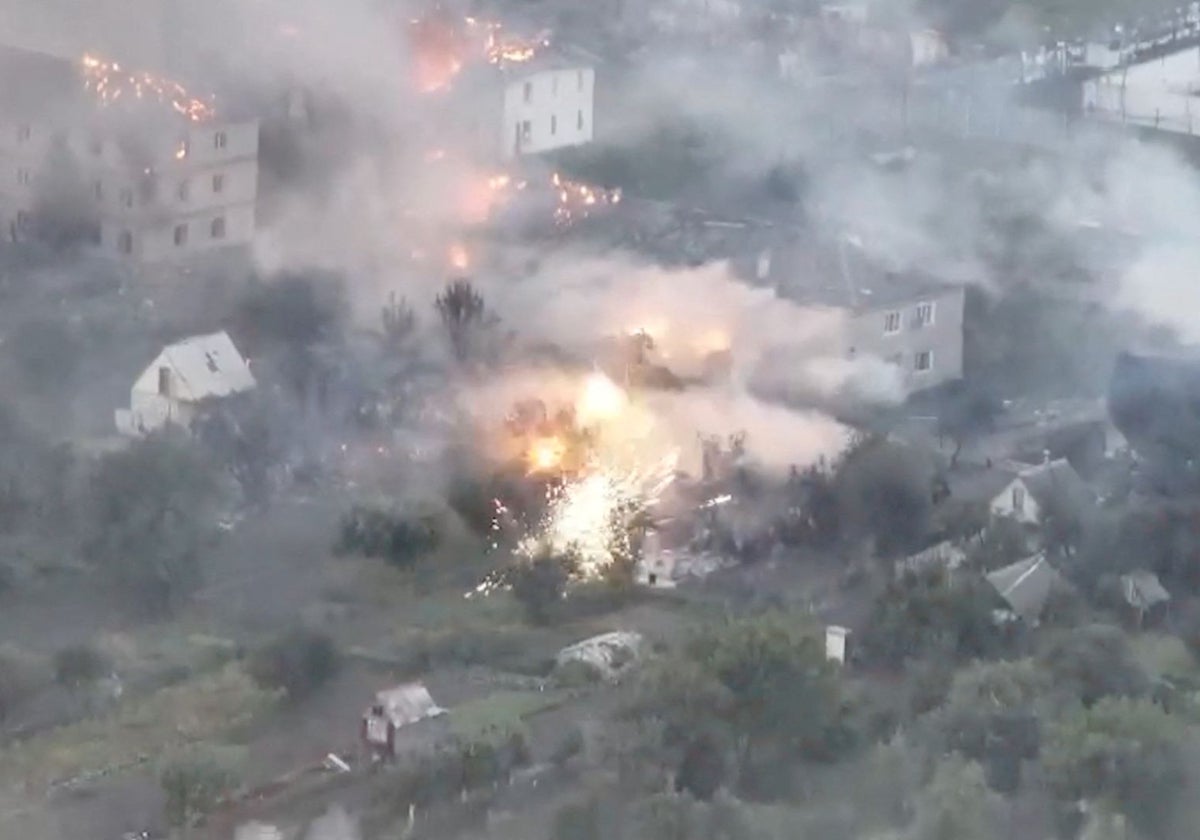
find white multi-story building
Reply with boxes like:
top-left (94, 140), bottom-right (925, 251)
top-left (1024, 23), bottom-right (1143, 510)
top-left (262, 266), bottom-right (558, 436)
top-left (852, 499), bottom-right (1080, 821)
top-left (500, 60), bottom-right (595, 159)
top-left (749, 237), bottom-right (967, 399)
top-left (458, 51), bottom-right (596, 162)
top-left (0, 44), bottom-right (258, 262)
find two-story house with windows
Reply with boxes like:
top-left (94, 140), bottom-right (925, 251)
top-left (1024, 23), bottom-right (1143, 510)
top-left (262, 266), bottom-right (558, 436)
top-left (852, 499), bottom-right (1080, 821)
top-left (749, 235), bottom-right (966, 398)
top-left (0, 44), bottom-right (258, 263)
top-left (458, 49), bottom-right (596, 162)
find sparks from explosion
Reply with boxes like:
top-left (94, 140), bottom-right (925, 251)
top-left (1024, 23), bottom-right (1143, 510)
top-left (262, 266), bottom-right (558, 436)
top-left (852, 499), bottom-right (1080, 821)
top-left (470, 372), bottom-right (679, 594)
top-left (80, 53), bottom-right (215, 123)
top-left (551, 173), bottom-right (622, 227)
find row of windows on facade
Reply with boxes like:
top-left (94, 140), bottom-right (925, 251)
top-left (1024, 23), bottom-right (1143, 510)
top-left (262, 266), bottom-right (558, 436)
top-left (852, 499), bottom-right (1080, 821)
top-left (517, 110), bottom-right (586, 142)
top-left (522, 70), bottom-right (587, 104)
top-left (15, 124), bottom-right (229, 154)
top-left (115, 216), bottom-right (226, 254)
top-left (883, 301), bottom-right (935, 335)
top-left (58, 172), bottom-right (229, 208)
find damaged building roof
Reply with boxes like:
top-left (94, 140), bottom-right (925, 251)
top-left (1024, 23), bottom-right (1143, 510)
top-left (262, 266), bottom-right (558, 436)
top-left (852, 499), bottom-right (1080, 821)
top-left (145, 331), bottom-right (256, 402)
top-left (737, 232), bottom-right (960, 310)
top-left (1017, 458), bottom-right (1094, 512)
top-left (986, 553), bottom-right (1062, 622)
top-left (1121, 569), bottom-right (1170, 612)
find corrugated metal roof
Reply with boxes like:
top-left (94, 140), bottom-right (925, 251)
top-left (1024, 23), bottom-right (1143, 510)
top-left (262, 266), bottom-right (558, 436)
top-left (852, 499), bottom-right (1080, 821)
top-left (159, 331), bottom-right (255, 402)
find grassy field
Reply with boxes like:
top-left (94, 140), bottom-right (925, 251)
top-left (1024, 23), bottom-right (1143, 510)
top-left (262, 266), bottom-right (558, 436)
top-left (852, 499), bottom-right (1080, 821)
top-left (1, 662), bottom-right (276, 793)
top-left (447, 689), bottom-right (567, 743)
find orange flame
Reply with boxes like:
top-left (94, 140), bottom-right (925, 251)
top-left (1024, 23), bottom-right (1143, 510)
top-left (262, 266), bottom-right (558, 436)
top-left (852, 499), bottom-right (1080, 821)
top-left (80, 53), bottom-right (215, 123)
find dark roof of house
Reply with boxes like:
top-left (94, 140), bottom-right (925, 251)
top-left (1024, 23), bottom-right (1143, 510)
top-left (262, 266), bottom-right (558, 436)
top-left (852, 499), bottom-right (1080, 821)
top-left (944, 463), bottom-right (1019, 507)
top-left (738, 233), bottom-right (961, 310)
top-left (1017, 458), bottom-right (1093, 511)
top-left (986, 554), bottom-right (1061, 622)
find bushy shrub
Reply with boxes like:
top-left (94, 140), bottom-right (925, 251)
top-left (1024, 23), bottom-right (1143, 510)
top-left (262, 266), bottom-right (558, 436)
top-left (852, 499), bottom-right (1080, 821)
top-left (335, 505), bottom-right (440, 569)
top-left (52, 643), bottom-right (110, 692)
top-left (510, 549), bottom-right (575, 625)
top-left (247, 628), bottom-right (339, 700)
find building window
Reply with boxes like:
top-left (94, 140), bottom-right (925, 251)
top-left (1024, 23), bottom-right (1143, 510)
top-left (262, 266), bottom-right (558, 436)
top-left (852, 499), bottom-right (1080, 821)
top-left (521, 121), bottom-right (532, 142)
top-left (210, 216), bottom-right (226, 239)
top-left (212, 173), bottom-right (224, 194)
top-left (1012, 484), bottom-right (1025, 514)
top-left (577, 70), bottom-right (584, 90)
top-left (15, 210), bottom-right (28, 230)
top-left (16, 167), bottom-right (30, 186)
top-left (884, 311), bottom-right (901, 335)
top-left (118, 230), bottom-right (133, 254)
top-left (577, 110), bottom-right (584, 130)
top-left (914, 350), bottom-right (933, 372)
top-left (550, 115), bottom-right (557, 135)
top-left (158, 366), bottom-right (171, 396)
top-left (888, 352), bottom-right (903, 366)
top-left (173, 223), bottom-right (188, 247)
top-left (89, 137), bottom-right (102, 156)
top-left (93, 180), bottom-right (103, 201)
top-left (120, 188), bottom-right (134, 209)
top-left (16, 124), bottom-right (30, 143)
top-left (214, 131), bottom-right (227, 150)
top-left (523, 81), bottom-right (532, 103)
top-left (177, 180), bottom-right (190, 202)
top-left (552, 75), bottom-right (559, 95)
top-left (914, 301), bottom-right (935, 328)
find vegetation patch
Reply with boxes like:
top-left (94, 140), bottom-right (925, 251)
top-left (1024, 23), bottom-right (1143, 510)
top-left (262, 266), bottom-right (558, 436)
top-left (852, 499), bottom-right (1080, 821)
top-left (1, 662), bottom-right (275, 792)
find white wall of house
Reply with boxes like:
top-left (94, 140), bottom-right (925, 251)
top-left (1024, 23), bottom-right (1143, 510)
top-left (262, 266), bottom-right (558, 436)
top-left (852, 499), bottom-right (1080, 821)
top-left (103, 201), bottom-right (255, 262)
top-left (990, 477), bottom-right (1040, 525)
top-left (500, 65), bottom-right (594, 159)
top-left (1084, 46), bottom-right (1200, 135)
top-left (93, 120), bottom-right (258, 261)
top-left (845, 285), bottom-right (966, 395)
top-left (117, 357), bottom-right (196, 435)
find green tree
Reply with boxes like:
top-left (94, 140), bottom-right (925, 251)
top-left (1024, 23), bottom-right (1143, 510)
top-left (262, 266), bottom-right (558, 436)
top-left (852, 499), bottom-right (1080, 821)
top-left (932, 659), bottom-right (1048, 791)
top-left (835, 437), bottom-right (933, 557)
top-left (1042, 697), bottom-right (1185, 836)
top-left (247, 627), bottom-right (339, 701)
top-left (907, 755), bottom-right (1002, 840)
top-left (1037, 624), bottom-right (1150, 708)
top-left (160, 745), bottom-right (244, 830)
top-left (510, 548), bottom-right (575, 625)
top-left (862, 568), bottom-right (1003, 665)
top-left (435, 278), bottom-right (490, 362)
top-left (630, 614), bottom-right (845, 799)
top-left (334, 505), bottom-right (440, 569)
top-left (85, 436), bottom-right (222, 616)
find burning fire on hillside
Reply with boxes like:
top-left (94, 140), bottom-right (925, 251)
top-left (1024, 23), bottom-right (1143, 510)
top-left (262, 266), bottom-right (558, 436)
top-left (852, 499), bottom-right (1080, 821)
top-left (80, 53), bottom-right (215, 122)
top-left (409, 12), bottom-right (550, 93)
top-left (470, 372), bottom-right (679, 593)
top-left (552, 173), bottom-right (622, 227)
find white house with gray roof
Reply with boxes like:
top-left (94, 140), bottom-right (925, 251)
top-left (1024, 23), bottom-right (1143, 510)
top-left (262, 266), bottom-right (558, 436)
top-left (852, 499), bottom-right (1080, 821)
top-left (115, 330), bottom-right (255, 436)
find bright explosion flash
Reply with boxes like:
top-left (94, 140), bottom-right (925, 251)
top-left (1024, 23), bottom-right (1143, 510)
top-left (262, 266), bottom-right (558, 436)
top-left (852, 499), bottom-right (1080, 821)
top-left (516, 453), bottom-right (678, 579)
top-left (471, 373), bottom-right (679, 596)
